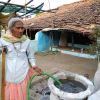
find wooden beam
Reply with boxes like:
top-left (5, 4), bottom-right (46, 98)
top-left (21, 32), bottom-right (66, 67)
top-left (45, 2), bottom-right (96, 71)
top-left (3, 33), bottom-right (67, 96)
top-left (0, 0), bottom-right (11, 12)
top-left (20, 3), bottom-right (44, 17)
top-left (15, 0), bottom-right (34, 13)
top-left (0, 1), bottom-right (28, 8)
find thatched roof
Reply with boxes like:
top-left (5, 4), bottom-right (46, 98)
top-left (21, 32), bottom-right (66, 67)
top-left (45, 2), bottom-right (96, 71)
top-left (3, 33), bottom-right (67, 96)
top-left (0, 13), bottom-right (17, 27)
top-left (26, 0), bottom-right (100, 34)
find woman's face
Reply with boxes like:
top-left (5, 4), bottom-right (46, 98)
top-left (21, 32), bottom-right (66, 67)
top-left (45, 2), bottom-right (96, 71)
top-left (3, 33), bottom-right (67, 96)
top-left (11, 21), bottom-right (24, 38)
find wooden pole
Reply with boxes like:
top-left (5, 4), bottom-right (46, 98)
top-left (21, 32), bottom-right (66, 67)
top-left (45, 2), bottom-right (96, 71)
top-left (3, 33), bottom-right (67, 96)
top-left (1, 48), bottom-right (6, 100)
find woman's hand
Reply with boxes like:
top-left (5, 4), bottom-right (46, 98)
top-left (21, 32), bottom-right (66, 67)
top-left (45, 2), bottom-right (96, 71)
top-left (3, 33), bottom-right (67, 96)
top-left (32, 66), bottom-right (42, 74)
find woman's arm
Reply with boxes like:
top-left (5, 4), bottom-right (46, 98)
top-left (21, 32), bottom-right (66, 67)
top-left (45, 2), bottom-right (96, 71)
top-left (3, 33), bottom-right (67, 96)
top-left (26, 40), bottom-right (42, 73)
top-left (26, 40), bottom-right (36, 67)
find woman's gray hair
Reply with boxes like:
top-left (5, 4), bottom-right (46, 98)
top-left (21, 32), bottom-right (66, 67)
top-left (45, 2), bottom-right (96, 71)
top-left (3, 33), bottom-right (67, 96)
top-left (8, 17), bottom-right (23, 30)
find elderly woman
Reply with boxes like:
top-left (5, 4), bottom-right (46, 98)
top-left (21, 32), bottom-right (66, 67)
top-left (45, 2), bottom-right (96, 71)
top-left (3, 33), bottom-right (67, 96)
top-left (0, 17), bottom-right (42, 100)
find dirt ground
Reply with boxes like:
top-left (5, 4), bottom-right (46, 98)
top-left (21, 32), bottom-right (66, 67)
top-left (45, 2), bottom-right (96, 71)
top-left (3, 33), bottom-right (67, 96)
top-left (35, 52), bottom-right (98, 80)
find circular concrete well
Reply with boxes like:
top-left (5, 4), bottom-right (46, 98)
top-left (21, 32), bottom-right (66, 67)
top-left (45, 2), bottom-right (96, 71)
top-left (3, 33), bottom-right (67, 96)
top-left (48, 72), bottom-right (94, 100)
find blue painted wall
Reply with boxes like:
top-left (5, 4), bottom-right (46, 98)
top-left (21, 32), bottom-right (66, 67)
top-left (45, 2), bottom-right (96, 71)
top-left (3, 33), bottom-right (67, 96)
top-left (35, 31), bottom-right (61, 52)
top-left (35, 31), bottom-right (50, 52)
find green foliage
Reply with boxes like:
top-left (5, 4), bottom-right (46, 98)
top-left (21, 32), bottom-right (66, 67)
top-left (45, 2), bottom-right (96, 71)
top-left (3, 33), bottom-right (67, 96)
top-left (85, 25), bottom-right (100, 54)
top-left (94, 25), bottom-right (100, 37)
top-left (84, 44), bottom-right (96, 54)
top-left (0, 25), bottom-right (3, 31)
